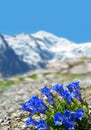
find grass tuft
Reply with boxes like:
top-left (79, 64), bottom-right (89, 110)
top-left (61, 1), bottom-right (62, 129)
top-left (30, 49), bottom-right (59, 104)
top-left (28, 74), bottom-right (38, 80)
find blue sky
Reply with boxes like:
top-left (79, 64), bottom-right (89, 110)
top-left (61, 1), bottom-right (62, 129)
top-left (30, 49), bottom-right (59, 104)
top-left (0, 0), bottom-right (91, 43)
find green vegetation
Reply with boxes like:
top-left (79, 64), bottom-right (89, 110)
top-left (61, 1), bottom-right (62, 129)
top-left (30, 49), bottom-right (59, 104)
top-left (18, 77), bottom-right (24, 82)
top-left (55, 72), bottom-right (67, 76)
top-left (80, 56), bottom-right (89, 60)
top-left (69, 74), bottom-right (82, 80)
top-left (55, 72), bottom-right (82, 79)
top-left (28, 74), bottom-right (38, 80)
top-left (54, 72), bottom-right (85, 83)
top-left (43, 72), bottom-right (50, 77)
top-left (0, 80), bottom-right (15, 88)
top-left (0, 71), bottom-right (91, 91)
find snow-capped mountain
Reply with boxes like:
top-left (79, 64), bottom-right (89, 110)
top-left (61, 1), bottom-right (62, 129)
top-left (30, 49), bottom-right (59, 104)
top-left (0, 34), bottom-right (30, 77)
top-left (0, 31), bottom-right (91, 77)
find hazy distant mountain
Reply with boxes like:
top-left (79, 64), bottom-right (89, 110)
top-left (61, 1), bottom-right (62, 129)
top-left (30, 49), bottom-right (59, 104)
top-left (0, 31), bottom-right (91, 77)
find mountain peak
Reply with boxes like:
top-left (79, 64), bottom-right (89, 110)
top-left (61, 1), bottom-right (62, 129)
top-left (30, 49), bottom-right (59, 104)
top-left (32, 30), bottom-right (60, 39)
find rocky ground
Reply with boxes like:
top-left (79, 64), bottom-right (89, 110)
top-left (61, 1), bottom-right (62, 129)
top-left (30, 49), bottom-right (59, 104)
top-left (0, 59), bottom-right (91, 130)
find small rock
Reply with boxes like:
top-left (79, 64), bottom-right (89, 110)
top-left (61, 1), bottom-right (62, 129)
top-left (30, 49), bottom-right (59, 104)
top-left (0, 118), bottom-right (3, 123)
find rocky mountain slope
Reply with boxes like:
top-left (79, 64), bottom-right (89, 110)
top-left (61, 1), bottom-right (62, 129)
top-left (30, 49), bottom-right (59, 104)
top-left (0, 34), bottom-right (30, 77)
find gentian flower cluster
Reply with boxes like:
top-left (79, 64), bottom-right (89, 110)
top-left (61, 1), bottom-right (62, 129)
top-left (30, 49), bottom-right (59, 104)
top-left (52, 81), bottom-right (81, 104)
top-left (54, 109), bottom-right (84, 130)
top-left (21, 95), bottom-right (48, 114)
top-left (21, 81), bottom-right (90, 130)
top-left (26, 116), bottom-right (50, 130)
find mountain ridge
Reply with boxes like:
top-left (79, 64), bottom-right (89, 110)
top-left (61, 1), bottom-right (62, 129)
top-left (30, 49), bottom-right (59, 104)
top-left (0, 31), bottom-right (91, 77)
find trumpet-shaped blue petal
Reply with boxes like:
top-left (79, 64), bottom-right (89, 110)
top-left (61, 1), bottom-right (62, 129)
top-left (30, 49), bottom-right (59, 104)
top-left (54, 112), bottom-right (63, 126)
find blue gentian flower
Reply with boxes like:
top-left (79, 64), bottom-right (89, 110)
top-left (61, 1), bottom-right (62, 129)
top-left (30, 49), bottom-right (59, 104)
top-left (20, 102), bottom-right (33, 113)
top-left (21, 95), bottom-right (48, 114)
top-left (33, 99), bottom-right (49, 114)
top-left (41, 86), bottom-right (54, 106)
top-left (67, 81), bottom-right (80, 93)
top-left (26, 117), bottom-right (50, 130)
top-left (67, 81), bottom-right (82, 102)
top-left (62, 90), bottom-right (72, 104)
top-left (26, 116), bottom-right (38, 127)
top-left (64, 110), bottom-right (72, 119)
top-left (54, 112), bottom-right (63, 126)
top-left (37, 119), bottom-right (50, 130)
top-left (41, 86), bottom-right (51, 96)
top-left (70, 90), bottom-right (82, 102)
top-left (73, 109), bottom-right (84, 120)
top-left (47, 95), bottom-right (54, 106)
top-left (20, 96), bottom-right (40, 113)
top-left (52, 83), bottom-right (64, 96)
top-left (65, 119), bottom-right (75, 130)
